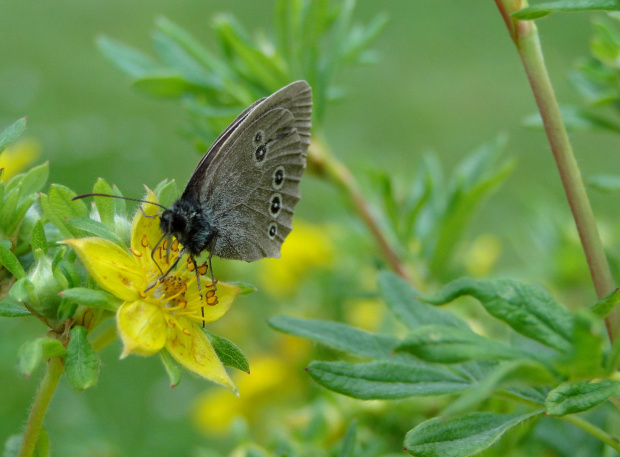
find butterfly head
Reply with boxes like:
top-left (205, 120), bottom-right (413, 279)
top-left (159, 198), bottom-right (215, 258)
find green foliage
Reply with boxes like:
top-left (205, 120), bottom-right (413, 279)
top-left (369, 136), bottom-right (513, 280)
top-left (513, 0), bottom-right (620, 20)
top-left (98, 0), bottom-right (386, 148)
top-left (65, 326), bottom-right (99, 390)
top-left (273, 271), bottom-right (620, 456)
top-left (206, 331), bottom-right (251, 373)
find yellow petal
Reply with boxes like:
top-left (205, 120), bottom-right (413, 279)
top-left (166, 317), bottom-right (236, 393)
top-left (198, 281), bottom-right (240, 323)
top-left (117, 300), bottom-right (167, 357)
top-left (63, 238), bottom-right (144, 302)
top-left (131, 188), bottom-right (164, 256)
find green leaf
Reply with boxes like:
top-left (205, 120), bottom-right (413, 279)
top-left (403, 410), bottom-right (543, 457)
top-left (40, 185), bottom-right (88, 238)
top-left (590, 287), bottom-right (620, 317)
top-left (17, 162), bottom-right (49, 202)
top-left (588, 174), bottom-right (620, 193)
top-left (155, 16), bottom-right (233, 80)
top-left (0, 117), bottom-right (27, 152)
top-left (0, 300), bottom-right (30, 317)
top-left (378, 271), bottom-right (468, 330)
top-left (546, 379), bottom-right (620, 415)
top-left (227, 281), bottom-right (257, 295)
top-left (513, 0), bottom-right (620, 20)
top-left (419, 278), bottom-right (573, 352)
top-left (59, 287), bottom-right (122, 311)
top-left (97, 35), bottom-right (162, 78)
top-left (159, 349), bottom-right (183, 387)
top-left (206, 331), bottom-right (249, 373)
top-left (213, 13), bottom-right (288, 91)
top-left (33, 427), bottom-right (50, 457)
top-left (556, 310), bottom-right (606, 378)
top-left (133, 72), bottom-right (212, 98)
top-left (65, 326), bottom-right (99, 390)
top-left (67, 217), bottom-right (126, 248)
top-left (441, 360), bottom-right (553, 416)
top-left (0, 243), bottom-right (25, 279)
top-left (154, 179), bottom-right (180, 208)
top-left (30, 220), bottom-right (47, 254)
top-left (308, 360), bottom-right (470, 400)
top-left (5, 193), bottom-right (37, 236)
top-left (17, 337), bottom-right (66, 376)
top-left (339, 420), bottom-right (357, 457)
top-left (0, 188), bottom-right (19, 232)
top-left (396, 325), bottom-right (541, 363)
top-left (269, 315), bottom-right (398, 359)
top-left (92, 178), bottom-right (115, 227)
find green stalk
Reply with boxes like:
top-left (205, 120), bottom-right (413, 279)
top-left (563, 414), bottom-right (620, 453)
top-left (307, 135), bottom-right (414, 284)
top-left (18, 357), bottom-right (64, 457)
top-left (495, 0), bottom-right (619, 341)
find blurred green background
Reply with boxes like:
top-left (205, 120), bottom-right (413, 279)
top-left (1, 1), bottom-right (617, 456)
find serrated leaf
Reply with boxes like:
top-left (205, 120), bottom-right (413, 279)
top-left (419, 278), bottom-right (573, 352)
top-left (0, 117), bottom-right (27, 152)
top-left (546, 379), bottom-right (620, 415)
top-left (396, 325), bottom-right (541, 364)
top-left (0, 243), bottom-right (25, 279)
top-left (31, 220), bottom-right (48, 254)
top-left (404, 410), bottom-right (543, 457)
top-left (97, 35), bottom-right (162, 78)
top-left (159, 349), bottom-right (183, 387)
top-left (65, 326), bottom-right (99, 390)
top-left (206, 331), bottom-right (249, 372)
top-left (59, 287), bottom-right (122, 311)
top-left (513, 0), bottom-right (620, 20)
top-left (17, 338), bottom-right (66, 376)
top-left (308, 360), bottom-right (470, 400)
top-left (93, 178), bottom-right (115, 227)
top-left (67, 217), bottom-right (126, 248)
top-left (269, 315), bottom-right (398, 359)
top-left (378, 271), bottom-right (468, 330)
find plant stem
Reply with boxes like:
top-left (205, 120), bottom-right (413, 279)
top-left (18, 357), bottom-right (64, 457)
top-left (495, 0), bottom-right (619, 342)
top-left (563, 414), bottom-right (620, 453)
top-left (308, 135), bottom-right (413, 283)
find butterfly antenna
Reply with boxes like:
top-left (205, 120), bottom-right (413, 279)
top-left (72, 193), bottom-right (168, 211)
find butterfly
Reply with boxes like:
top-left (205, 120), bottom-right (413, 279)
top-left (77, 81), bottom-right (312, 287)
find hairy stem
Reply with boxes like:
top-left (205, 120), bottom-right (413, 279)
top-left (308, 136), bottom-right (413, 283)
top-left (495, 0), bottom-right (619, 342)
top-left (18, 357), bottom-right (63, 457)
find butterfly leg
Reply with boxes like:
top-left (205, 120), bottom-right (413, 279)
top-left (190, 256), bottom-right (207, 328)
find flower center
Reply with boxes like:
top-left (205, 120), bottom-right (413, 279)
top-left (131, 233), bottom-right (219, 326)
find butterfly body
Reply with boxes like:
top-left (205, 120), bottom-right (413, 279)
top-left (160, 81), bottom-right (312, 264)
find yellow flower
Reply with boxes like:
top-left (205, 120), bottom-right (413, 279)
top-left (64, 189), bottom-right (240, 392)
top-left (0, 138), bottom-right (40, 181)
